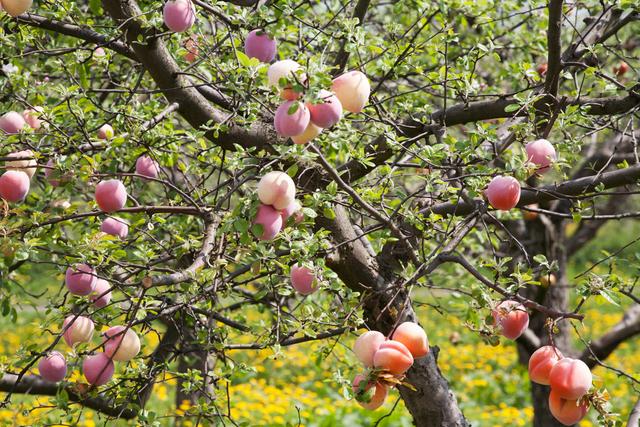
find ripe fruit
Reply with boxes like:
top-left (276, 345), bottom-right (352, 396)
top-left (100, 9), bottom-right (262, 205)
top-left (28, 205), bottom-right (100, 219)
top-left (528, 345), bottom-right (563, 385)
top-left (135, 155), bottom-right (160, 179)
top-left (38, 352), bottom-right (67, 382)
top-left (267, 60), bottom-right (306, 100)
top-left (613, 61), bottom-right (629, 77)
top-left (549, 389), bottom-right (589, 426)
top-left (526, 139), bottom-right (556, 173)
top-left (90, 278), bottom-right (112, 309)
top-left (244, 29), bottom-right (277, 63)
top-left (331, 70), bottom-right (370, 113)
top-left (253, 204), bottom-right (283, 240)
top-left (103, 326), bottom-right (141, 362)
top-left (95, 179), bottom-right (127, 212)
top-left (6, 150), bottom-right (37, 178)
top-left (540, 273), bottom-right (557, 287)
top-left (353, 330), bottom-right (385, 367)
top-left (523, 203), bottom-right (539, 221)
top-left (536, 63), bottom-right (548, 76)
top-left (291, 122), bottom-right (322, 144)
top-left (257, 171), bottom-right (296, 210)
top-left (22, 107), bottom-right (44, 130)
top-left (308, 90), bottom-right (342, 128)
top-left (93, 47), bottom-right (106, 58)
top-left (0, 111), bottom-right (26, 134)
top-left (1, 0), bottom-right (32, 17)
top-left (97, 124), bottom-right (114, 140)
top-left (82, 353), bottom-right (115, 386)
top-left (65, 264), bottom-right (97, 296)
top-left (0, 171), bottom-right (30, 202)
top-left (492, 300), bottom-right (529, 340)
top-left (281, 199), bottom-right (302, 222)
top-left (485, 176), bottom-right (521, 211)
top-left (352, 374), bottom-right (388, 410)
top-left (163, 0), bottom-right (196, 33)
top-left (549, 358), bottom-right (592, 400)
top-left (290, 264), bottom-right (317, 295)
top-left (274, 101), bottom-right (310, 137)
top-left (373, 340), bottom-right (414, 375)
top-left (63, 315), bottom-right (95, 347)
top-left (100, 217), bottom-right (129, 239)
top-left (391, 322), bottom-right (429, 359)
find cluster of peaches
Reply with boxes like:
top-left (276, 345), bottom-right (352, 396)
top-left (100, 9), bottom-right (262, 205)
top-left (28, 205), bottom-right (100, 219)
top-left (350, 322), bottom-right (429, 410)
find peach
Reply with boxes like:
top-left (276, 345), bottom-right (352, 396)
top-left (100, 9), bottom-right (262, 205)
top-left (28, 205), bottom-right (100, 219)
top-left (6, 150), bottom-right (37, 178)
top-left (62, 315), bottom-right (94, 347)
top-left (614, 61), bottom-right (629, 77)
top-left (22, 107), bottom-right (44, 130)
top-left (549, 358), bottom-right (592, 400)
top-left (97, 124), bottom-right (114, 140)
top-left (528, 345), bottom-right (563, 385)
top-left (353, 330), bottom-right (385, 367)
top-left (103, 326), bottom-right (140, 361)
top-left (253, 204), bottom-right (282, 240)
top-left (492, 300), bottom-right (529, 340)
top-left (183, 37), bottom-right (198, 63)
top-left (373, 340), bottom-right (414, 375)
top-left (267, 60), bottom-right (306, 100)
top-left (274, 101), bottom-right (310, 137)
top-left (0, 111), bottom-right (26, 134)
top-left (257, 171), bottom-right (296, 210)
top-left (331, 70), bottom-right (370, 113)
top-left (0, 171), bottom-right (30, 202)
top-left (549, 389), bottom-right (589, 426)
top-left (244, 29), bottom-right (277, 63)
top-left (308, 90), bottom-right (342, 128)
top-left (352, 374), bottom-right (388, 410)
top-left (38, 351), bottom-right (67, 382)
top-left (291, 122), bottom-right (322, 144)
top-left (65, 264), bottom-right (97, 296)
top-left (44, 159), bottom-right (70, 187)
top-left (540, 273), bottom-right (557, 287)
top-left (135, 155), bottom-right (160, 179)
top-left (485, 176), bottom-right (521, 211)
top-left (290, 264), bottom-right (317, 295)
top-left (100, 217), bottom-right (129, 239)
top-left (93, 47), bottom-right (106, 58)
top-left (90, 278), bottom-right (112, 309)
top-left (82, 353), bottom-right (115, 386)
top-left (281, 199), bottom-right (302, 222)
top-left (523, 203), bottom-right (539, 221)
top-left (526, 139), bottom-right (556, 173)
top-left (1, 0), bottom-right (32, 17)
top-left (163, 0), bottom-right (196, 33)
top-left (536, 63), bottom-right (548, 76)
top-left (95, 179), bottom-right (127, 212)
top-left (391, 322), bottom-right (429, 359)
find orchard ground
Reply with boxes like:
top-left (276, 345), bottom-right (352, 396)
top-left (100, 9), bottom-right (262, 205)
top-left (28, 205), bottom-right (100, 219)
top-left (0, 220), bottom-right (637, 426)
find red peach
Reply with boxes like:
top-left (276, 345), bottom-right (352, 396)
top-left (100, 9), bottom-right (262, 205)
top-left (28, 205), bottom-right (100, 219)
top-left (549, 389), bottom-right (589, 426)
top-left (244, 29), bottom-right (277, 63)
top-left (100, 217), bottom-right (129, 239)
top-left (290, 264), bottom-right (317, 295)
top-left (257, 171), bottom-right (296, 210)
top-left (1, 0), bottom-right (32, 17)
top-left (135, 155), bottom-right (160, 179)
top-left (528, 345), bottom-right (563, 385)
top-left (526, 139), bottom-right (556, 173)
top-left (614, 61), bottom-right (629, 77)
top-left (391, 322), bottom-right (429, 359)
top-left (485, 176), bottom-right (521, 211)
top-left (6, 150), bottom-right (37, 178)
top-left (353, 330), bottom-right (385, 367)
top-left (62, 315), bottom-right (94, 347)
top-left (373, 340), bottom-right (414, 375)
top-left (97, 124), bottom-right (114, 140)
top-left (253, 204), bottom-right (282, 240)
top-left (308, 90), bottom-right (342, 128)
top-left (523, 203), bottom-right (539, 221)
top-left (0, 111), bottom-right (26, 134)
top-left (22, 107), bottom-right (44, 130)
top-left (536, 63), bottom-right (548, 76)
top-left (163, 0), bottom-right (196, 33)
top-left (90, 278), bottom-right (112, 309)
top-left (492, 300), bottom-right (529, 340)
top-left (95, 179), bottom-right (127, 212)
top-left (65, 263), bottom-right (97, 296)
top-left (82, 353), bottom-right (115, 386)
top-left (274, 101), bottom-right (310, 137)
top-left (549, 358), bottom-right (592, 400)
top-left (103, 326), bottom-right (141, 361)
top-left (352, 374), bottom-right (388, 410)
top-left (331, 70), bottom-right (370, 113)
top-left (291, 122), bottom-right (322, 145)
top-left (38, 351), bottom-right (67, 382)
top-left (0, 171), bottom-right (30, 202)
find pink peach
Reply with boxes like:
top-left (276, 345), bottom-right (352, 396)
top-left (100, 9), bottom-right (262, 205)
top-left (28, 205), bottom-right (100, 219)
top-left (257, 171), bottom-right (296, 210)
top-left (549, 358), bottom-right (592, 400)
top-left (22, 107), bottom-right (44, 130)
top-left (163, 0), bottom-right (195, 32)
top-left (549, 389), bottom-right (589, 426)
top-left (65, 264), bottom-right (97, 296)
top-left (95, 179), bottom-right (127, 212)
top-left (6, 150), bottom-right (37, 178)
top-left (492, 300), bottom-right (529, 340)
top-left (526, 139), bottom-right (556, 173)
top-left (97, 124), bottom-right (114, 140)
top-left (308, 90), bottom-right (342, 128)
top-left (90, 278), bottom-right (112, 309)
top-left (103, 326), bottom-right (141, 361)
top-left (331, 70), bottom-right (370, 113)
top-left (267, 60), bottom-right (306, 100)
top-left (373, 340), bottom-right (414, 375)
top-left (253, 204), bottom-right (282, 240)
top-left (528, 345), bottom-right (563, 385)
top-left (62, 315), bottom-right (94, 347)
top-left (135, 155), bottom-right (160, 179)
top-left (352, 374), bottom-right (388, 410)
top-left (274, 101), bottom-right (310, 137)
top-left (391, 322), bottom-right (429, 359)
top-left (353, 330), bottom-right (385, 367)
top-left (290, 264), bottom-right (316, 295)
top-left (485, 176), bottom-right (521, 211)
top-left (82, 353), bottom-right (115, 386)
top-left (244, 29), bottom-right (277, 63)
top-left (0, 111), bottom-right (26, 134)
top-left (281, 199), bottom-right (302, 222)
top-left (38, 351), bottom-right (67, 382)
top-left (100, 217), bottom-right (129, 239)
top-left (0, 171), bottom-right (30, 202)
